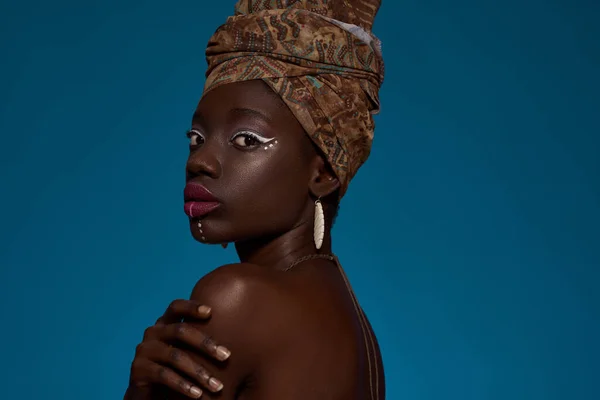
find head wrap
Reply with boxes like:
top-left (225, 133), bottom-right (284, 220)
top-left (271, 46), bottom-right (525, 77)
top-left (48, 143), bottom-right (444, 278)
top-left (202, 0), bottom-right (384, 198)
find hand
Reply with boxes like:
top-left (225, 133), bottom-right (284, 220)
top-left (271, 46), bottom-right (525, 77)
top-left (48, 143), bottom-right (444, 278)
top-left (126, 300), bottom-right (231, 399)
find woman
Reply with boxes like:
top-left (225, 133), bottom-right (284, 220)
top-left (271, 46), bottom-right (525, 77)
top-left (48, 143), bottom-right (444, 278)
top-left (125, 0), bottom-right (385, 399)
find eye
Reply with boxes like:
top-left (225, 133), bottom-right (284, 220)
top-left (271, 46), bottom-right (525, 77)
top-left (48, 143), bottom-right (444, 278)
top-left (186, 129), bottom-right (205, 147)
top-left (231, 131), bottom-right (274, 148)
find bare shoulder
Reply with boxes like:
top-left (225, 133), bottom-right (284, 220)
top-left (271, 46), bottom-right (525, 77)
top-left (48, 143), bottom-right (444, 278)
top-left (188, 263), bottom-right (300, 351)
top-left (191, 262), bottom-right (273, 295)
top-left (190, 263), bottom-right (290, 316)
top-left (187, 262), bottom-right (365, 399)
top-left (188, 262), bottom-right (354, 355)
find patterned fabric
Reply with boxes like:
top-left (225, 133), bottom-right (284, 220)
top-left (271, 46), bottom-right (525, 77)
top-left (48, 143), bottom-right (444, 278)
top-left (202, 0), bottom-right (384, 198)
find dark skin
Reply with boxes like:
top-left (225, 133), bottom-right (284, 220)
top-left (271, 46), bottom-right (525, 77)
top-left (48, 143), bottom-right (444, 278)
top-left (126, 80), bottom-right (385, 399)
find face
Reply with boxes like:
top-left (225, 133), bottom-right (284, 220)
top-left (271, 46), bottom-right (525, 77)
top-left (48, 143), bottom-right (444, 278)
top-left (184, 80), bottom-right (317, 245)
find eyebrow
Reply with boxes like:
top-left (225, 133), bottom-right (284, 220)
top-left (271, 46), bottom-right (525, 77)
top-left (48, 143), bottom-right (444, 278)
top-left (191, 111), bottom-right (208, 128)
top-left (230, 107), bottom-right (272, 124)
top-left (192, 107), bottom-right (272, 128)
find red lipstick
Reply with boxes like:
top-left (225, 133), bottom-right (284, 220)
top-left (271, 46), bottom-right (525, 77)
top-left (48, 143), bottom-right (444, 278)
top-left (183, 183), bottom-right (220, 218)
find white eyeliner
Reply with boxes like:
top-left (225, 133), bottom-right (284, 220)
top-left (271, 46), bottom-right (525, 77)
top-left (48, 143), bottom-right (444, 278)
top-left (232, 130), bottom-right (275, 144)
top-left (187, 129), bottom-right (205, 146)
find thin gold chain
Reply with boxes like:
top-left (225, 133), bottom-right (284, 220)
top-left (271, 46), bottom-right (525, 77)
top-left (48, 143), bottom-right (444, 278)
top-left (283, 253), bottom-right (335, 271)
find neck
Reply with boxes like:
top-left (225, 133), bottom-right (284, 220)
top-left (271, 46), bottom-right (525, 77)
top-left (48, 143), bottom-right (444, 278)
top-left (234, 221), bottom-right (333, 271)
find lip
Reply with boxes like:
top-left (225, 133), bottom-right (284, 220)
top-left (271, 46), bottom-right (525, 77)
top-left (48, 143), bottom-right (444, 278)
top-left (184, 201), bottom-right (220, 218)
top-left (184, 182), bottom-right (219, 202)
top-left (183, 183), bottom-right (221, 218)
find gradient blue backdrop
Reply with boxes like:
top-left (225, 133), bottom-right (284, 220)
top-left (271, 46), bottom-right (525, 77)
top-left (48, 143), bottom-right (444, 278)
top-left (1, 0), bottom-right (598, 399)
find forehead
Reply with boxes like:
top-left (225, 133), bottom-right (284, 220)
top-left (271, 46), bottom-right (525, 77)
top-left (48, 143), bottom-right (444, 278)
top-left (194, 80), bottom-right (292, 125)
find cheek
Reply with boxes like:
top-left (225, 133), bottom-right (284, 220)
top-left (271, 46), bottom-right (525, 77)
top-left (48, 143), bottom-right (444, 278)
top-left (227, 149), bottom-right (309, 221)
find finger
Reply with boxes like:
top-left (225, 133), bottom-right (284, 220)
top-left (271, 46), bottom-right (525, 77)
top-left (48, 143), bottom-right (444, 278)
top-left (160, 344), bottom-right (224, 393)
top-left (138, 340), bottom-right (224, 393)
top-left (164, 323), bottom-right (231, 362)
top-left (130, 350), bottom-right (204, 399)
top-left (157, 300), bottom-right (212, 325)
top-left (150, 362), bottom-right (204, 398)
top-left (143, 325), bottom-right (158, 341)
top-left (156, 300), bottom-right (212, 325)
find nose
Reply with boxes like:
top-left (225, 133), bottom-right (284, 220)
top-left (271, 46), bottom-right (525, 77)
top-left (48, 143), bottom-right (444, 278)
top-left (186, 143), bottom-right (222, 180)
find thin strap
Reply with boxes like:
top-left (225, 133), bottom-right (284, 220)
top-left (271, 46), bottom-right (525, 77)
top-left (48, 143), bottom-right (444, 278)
top-left (284, 253), bottom-right (380, 399)
top-left (332, 255), bottom-right (379, 400)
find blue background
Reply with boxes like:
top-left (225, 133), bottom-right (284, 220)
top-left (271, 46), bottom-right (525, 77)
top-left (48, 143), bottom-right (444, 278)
top-left (1, 0), bottom-right (598, 399)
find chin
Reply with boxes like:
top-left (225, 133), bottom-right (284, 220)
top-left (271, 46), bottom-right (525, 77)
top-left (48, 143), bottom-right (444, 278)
top-left (187, 217), bottom-right (233, 245)
top-left (186, 211), bottom-right (285, 246)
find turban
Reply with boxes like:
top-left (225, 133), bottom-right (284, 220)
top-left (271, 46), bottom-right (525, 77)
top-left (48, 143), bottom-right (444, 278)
top-left (202, 0), bottom-right (384, 198)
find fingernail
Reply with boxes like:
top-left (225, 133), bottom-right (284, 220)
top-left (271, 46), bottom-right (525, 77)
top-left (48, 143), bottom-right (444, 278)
top-left (197, 305), bottom-right (211, 316)
top-left (209, 377), bottom-right (224, 392)
top-left (190, 386), bottom-right (202, 398)
top-left (216, 346), bottom-right (231, 361)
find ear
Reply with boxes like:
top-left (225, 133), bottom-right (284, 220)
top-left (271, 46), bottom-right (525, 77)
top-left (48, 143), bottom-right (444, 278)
top-left (308, 156), bottom-right (341, 198)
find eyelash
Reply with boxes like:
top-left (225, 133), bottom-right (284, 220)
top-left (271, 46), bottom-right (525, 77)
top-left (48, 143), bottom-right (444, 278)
top-left (186, 130), bottom-right (274, 148)
top-left (186, 129), bottom-right (204, 147)
top-left (230, 131), bottom-right (274, 146)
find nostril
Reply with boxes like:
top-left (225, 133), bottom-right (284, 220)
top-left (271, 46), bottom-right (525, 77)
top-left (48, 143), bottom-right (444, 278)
top-left (185, 143), bottom-right (221, 179)
top-left (186, 157), bottom-right (220, 180)
top-left (185, 170), bottom-right (194, 181)
top-left (185, 163), bottom-right (199, 180)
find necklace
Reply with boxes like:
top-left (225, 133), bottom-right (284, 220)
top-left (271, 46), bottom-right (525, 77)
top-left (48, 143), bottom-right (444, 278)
top-left (284, 253), bottom-right (335, 271)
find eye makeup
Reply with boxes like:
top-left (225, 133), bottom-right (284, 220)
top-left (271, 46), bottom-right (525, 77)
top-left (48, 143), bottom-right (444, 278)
top-left (185, 128), bottom-right (279, 150)
top-left (186, 129), bottom-right (205, 146)
top-left (263, 139), bottom-right (278, 150)
top-left (231, 130), bottom-right (274, 144)
top-left (230, 130), bottom-right (277, 149)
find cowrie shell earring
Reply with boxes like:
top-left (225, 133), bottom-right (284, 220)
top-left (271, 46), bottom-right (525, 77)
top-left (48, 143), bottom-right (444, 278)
top-left (314, 199), bottom-right (325, 250)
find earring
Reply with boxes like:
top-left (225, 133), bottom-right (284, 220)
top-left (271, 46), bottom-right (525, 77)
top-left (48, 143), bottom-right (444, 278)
top-left (314, 199), bottom-right (325, 250)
